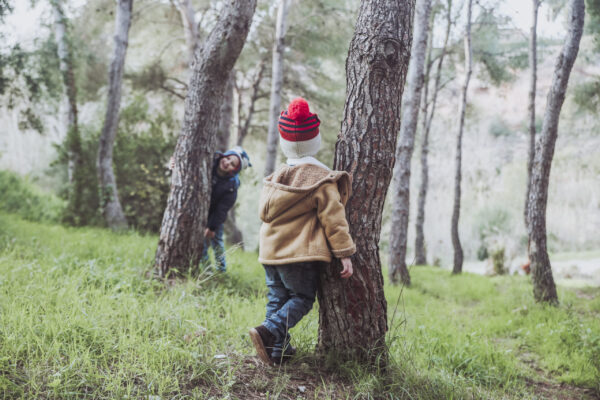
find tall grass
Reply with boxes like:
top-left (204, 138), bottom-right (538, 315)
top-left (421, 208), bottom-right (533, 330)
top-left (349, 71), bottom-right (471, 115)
top-left (1, 213), bottom-right (599, 399)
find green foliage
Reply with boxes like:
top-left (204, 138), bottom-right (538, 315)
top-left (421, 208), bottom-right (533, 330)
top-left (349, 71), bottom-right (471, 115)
top-left (0, 0), bottom-right (12, 21)
top-left (1, 215), bottom-right (598, 399)
top-left (470, 9), bottom-right (528, 85)
top-left (0, 38), bottom-right (63, 133)
top-left (0, 170), bottom-right (64, 222)
top-left (52, 96), bottom-right (177, 231)
top-left (113, 96), bottom-right (178, 232)
top-left (586, 0), bottom-right (600, 50)
top-left (491, 247), bottom-right (506, 275)
top-left (573, 79), bottom-right (600, 113)
top-left (488, 116), bottom-right (513, 137)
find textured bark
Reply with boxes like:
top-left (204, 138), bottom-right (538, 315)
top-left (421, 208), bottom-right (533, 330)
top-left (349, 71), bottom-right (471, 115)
top-left (318, 0), bottom-right (414, 364)
top-left (451, 0), bottom-right (472, 274)
top-left (97, 0), bottom-right (132, 230)
top-left (415, 1), bottom-right (452, 266)
top-left (264, 0), bottom-right (290, 177)
top-left (528, 0), bottom-right (584, 304)
top-left (155, 0), bottom-right (256, 278)
top-left (524, 0), bottom-right (540, 231)
top-left (388, 0), bottom-right (432, 285)
top-left (217, 71), bottom-right (235, 152)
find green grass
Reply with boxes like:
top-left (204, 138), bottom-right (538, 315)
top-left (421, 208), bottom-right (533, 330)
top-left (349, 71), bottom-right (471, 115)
top-left (1, 213), bottom-right (599, 399)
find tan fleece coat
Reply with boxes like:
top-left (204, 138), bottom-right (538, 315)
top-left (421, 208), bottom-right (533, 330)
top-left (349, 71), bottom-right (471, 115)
top-left (258, 163), bottom-right (356, 265)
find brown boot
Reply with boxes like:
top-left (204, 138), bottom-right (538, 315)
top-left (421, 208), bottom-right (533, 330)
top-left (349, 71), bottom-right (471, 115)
top-left (249, 325), bottom-right (276, 365)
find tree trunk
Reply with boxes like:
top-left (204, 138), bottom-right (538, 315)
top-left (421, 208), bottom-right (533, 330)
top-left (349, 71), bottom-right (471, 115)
top-left (174, 0), bottom-right (199, 65)
top-left (451, 0), bottom-right (472, 274)
top-left (415, 0), bottom-right (452, 266)
top-left (524, 0), bottom-right (540, 231)
top-left (317, 0), bottom-right (415, 364)
top-left (219, 70), bottom-right (245, 249)
top-left (97, 0), bottom-right (132, 230)
top-left (217, 71), bottom-right (235, 152)
top-left (155, 0), bottom-right (256, 278)
top-left (237, 60), bottom-right (266, 146)
top-left (51, 0), bottom-right (85, 224)
top-left (388, 0), bottom-right (432, 286)
top-left (528, 0), bottom-right (584, 304)
top-left (264, 0), bottom-right (290, 177)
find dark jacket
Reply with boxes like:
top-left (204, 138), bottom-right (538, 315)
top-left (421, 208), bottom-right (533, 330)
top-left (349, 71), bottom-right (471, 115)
top-left (207, 154), bottom-right (240, 231)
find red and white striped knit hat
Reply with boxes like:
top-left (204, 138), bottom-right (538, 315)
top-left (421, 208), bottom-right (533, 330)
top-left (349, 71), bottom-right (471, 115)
top-left (278, 98), bottom-right (321, 159)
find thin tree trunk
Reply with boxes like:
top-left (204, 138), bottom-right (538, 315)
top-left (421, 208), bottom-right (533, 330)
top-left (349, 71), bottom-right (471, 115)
top-left (388, 0), bottom-right (432, 286)
top-left (97, 0), bottom-right (132, 230)
top-left (219, 70), bottom-right (245, 249)
top-left (525, 0), bottom-right (540, 230)
top-left (264, 0), bottom-right (290, 177)
top-left (318, 0), bottom-right (415, 365)
top-left (174, 0), bottom-right (199, 65)
top-left (451, 0), bottom-right (472, 274)
top-left (155, 0), bottom-right (256, 278)
top-left (528, 0), bottom-right (584, 304)
top-left (415, 0), bottom-right (452, 266)
top-left (52, 0), bottom-right (86, 226)
top-left (237, 59), bottom-right (266, 146)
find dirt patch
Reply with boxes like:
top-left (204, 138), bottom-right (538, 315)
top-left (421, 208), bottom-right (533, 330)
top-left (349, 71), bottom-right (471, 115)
top-left (523, 377), bottom-right (599, 400)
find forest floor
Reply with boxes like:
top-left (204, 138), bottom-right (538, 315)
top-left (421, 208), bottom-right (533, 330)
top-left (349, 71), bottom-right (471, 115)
top-left (1, 213), bottom-right (599, 399)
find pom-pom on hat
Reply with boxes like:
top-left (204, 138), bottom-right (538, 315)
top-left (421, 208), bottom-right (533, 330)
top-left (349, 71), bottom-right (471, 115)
top-left (278, 98), bottom-right (321, 159)
top-left (222, 146), bottom-right (251, 174)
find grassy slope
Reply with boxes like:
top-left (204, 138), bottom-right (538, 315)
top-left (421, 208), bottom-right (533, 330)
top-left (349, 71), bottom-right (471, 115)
top-left (0, 214), bottom-right (598, 399)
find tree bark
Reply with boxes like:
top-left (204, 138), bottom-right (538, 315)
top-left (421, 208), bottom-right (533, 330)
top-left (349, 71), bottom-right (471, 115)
top-left (524, 0), bottom-right (540, 231)
top-left (415, 0), bottom-right (452, 266)
top-left (97, 0), bottom-right (132, 230)
top-left (451, 0), bottom-right (472, 274)
top-left (318, 0), bottom-right (414, 364)
top-left (155, 0), bottom-right (256, 278)
top-left (528, 0), bottom-right (584, 304)
top-left (264, 0), bottom-right (290, 177)
top-left (388, 0), bottom-right (432, 285)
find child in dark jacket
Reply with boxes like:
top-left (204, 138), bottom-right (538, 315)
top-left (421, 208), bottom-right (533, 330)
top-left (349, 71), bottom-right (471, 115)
top-left (170, 146), bottom-right (250, 272)
top-left (202, 146), bottom-right (250, 272)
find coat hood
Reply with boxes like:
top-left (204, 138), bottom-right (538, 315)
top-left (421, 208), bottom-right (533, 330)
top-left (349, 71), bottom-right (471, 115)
top-left (260, 164), bottom-right (352, 223)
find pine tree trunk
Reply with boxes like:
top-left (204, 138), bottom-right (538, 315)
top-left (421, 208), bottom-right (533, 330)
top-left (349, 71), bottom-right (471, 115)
top-left (524, 0), bottom-right (540, 230)
top-left (97, 0), bottom-right (132, 230)
top-left (217, 71), bottom-right (235, 152)
top-left (451, 0), bottom-right (472, 274)
top-left (389, 0), bottom-right (432, 285)
top-left (51, 0), bottom-right (84, 224)
top-left (415, 0), bottom-right (452, 266)
top-left (318, 0), bottom-right (414, 364)
top-left (155, 0), bottom-right (256, 278)
top-left (264, 0), bottom-right (290, 177)
top-left (528, 0), bottom-right (584, 304)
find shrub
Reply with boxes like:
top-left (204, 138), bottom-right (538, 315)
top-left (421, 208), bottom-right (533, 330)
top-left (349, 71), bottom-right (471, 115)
top-left (0, 170), bottom-right (64, 222)
top-left (53, 96), bottom-right (178, 232)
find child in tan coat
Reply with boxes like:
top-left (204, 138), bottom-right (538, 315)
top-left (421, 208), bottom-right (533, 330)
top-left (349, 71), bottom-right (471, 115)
top-left (249, 98), bottom-right (355, 365)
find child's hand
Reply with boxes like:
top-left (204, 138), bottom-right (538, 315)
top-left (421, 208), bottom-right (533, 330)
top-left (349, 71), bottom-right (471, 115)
top-left (169, 157), bottom-right (175, 170)
top-left (340, 257), bottom-right (353, 279)
top-left (204, 228), bottom-right (215, 239)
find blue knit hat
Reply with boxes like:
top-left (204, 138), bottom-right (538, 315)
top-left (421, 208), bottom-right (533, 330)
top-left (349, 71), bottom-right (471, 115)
top-left (222, 146), bottom-right (251, 174)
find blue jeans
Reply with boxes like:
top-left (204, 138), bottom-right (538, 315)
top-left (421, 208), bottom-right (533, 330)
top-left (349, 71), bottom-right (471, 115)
top-left (201, 224), bottom-right (226, 272)
top-left (262, 262), bottom-right (320, 353)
